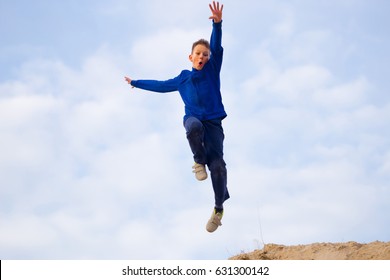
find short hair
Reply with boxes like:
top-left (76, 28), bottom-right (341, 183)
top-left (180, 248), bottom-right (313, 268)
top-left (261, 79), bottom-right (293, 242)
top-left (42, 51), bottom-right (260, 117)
top-left (191, 39), bottom-right (210, 53)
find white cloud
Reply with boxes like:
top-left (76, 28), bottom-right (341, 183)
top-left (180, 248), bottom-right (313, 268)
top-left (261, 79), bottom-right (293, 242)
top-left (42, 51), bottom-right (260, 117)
top-left (269, 64), bottom-right (332, 102)
top-left (129, 28), bottom-right (210, 78)
top-left (313, 76), bottom-right (369, 109)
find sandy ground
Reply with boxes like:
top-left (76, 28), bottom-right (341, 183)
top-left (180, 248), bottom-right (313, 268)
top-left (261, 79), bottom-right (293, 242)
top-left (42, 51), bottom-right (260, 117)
top-left (230, 241), bottom-right (390, 260)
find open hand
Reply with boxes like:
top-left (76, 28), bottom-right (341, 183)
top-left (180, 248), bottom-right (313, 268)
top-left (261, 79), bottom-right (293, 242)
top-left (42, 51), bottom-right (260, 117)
top-left (209, 1), bottom-right (223, 23)
top-left (124, 76), bottom-right (135, 89)
top-left (124, 76), bottom-right (132, 84)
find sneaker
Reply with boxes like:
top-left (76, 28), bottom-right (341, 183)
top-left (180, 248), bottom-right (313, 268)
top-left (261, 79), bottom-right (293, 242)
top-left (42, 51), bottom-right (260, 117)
top-left (192, 163), bottom-right (208, 181)
top-left (206, 208), bottom-right (223, 233)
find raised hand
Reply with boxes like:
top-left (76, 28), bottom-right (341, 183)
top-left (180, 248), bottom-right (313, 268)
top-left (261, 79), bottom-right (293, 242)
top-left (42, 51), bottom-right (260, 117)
top-left (209, 1), bottom-right (223, 23)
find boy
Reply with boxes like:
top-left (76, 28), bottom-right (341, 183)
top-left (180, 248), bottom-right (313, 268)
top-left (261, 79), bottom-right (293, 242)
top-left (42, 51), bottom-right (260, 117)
top-left (125, 1), bottom-right (229, 233)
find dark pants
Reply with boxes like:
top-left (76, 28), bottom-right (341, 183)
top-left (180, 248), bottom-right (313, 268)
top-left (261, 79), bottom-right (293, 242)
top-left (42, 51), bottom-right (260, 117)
top-left (184, 117), bottom-right (230, 208)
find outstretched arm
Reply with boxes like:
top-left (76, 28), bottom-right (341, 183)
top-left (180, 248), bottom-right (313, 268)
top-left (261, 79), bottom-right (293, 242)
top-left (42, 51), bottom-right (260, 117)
top-left (124, 75), bottom-right (181, 93)
top-left (208, 1), bottom-right (223, 66)
top-left (209, 1), bottom-right (223, 23)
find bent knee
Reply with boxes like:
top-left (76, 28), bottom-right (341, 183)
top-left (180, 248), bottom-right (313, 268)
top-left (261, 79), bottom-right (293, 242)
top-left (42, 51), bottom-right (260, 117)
top-left (186, 119), bottom-right (204, 136)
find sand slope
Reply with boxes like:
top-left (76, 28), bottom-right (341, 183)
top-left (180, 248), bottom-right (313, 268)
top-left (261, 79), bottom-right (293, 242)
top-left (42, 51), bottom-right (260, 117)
top-left (230, 241), bottom-right (390, 260)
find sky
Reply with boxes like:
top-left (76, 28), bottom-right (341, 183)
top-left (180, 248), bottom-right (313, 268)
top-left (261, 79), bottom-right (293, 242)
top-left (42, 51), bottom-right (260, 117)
top-left (1, 0), bottom-right (389, 260)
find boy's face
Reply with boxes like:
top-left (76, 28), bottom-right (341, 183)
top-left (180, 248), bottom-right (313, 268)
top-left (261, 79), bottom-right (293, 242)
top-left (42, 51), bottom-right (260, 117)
top-left (189, 44), bottom-right (210, 70)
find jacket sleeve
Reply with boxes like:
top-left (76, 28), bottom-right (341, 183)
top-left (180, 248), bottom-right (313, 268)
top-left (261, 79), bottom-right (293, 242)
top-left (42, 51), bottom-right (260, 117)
top-left (131, 75), bottom-right (180, 93)
top-left (209, 21), bottom-right (223, 72)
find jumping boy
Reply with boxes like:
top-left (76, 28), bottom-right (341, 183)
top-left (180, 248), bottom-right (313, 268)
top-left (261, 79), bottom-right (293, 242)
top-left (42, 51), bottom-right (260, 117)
top-left (125, 1), bottom-right (229, 233)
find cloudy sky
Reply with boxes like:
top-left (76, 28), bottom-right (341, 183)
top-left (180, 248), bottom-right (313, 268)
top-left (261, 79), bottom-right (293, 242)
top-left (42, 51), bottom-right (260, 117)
top-left (1, 0), bottom-right (389, 259)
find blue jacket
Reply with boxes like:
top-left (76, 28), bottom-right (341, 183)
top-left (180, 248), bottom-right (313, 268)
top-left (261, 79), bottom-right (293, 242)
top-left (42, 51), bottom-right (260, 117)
top-left (131, 21), bottom-right (227, 122)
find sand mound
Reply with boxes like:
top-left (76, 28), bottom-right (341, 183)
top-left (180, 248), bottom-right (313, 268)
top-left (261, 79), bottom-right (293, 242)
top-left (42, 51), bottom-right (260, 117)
top-left (230, 241), bottom-right (390, 260)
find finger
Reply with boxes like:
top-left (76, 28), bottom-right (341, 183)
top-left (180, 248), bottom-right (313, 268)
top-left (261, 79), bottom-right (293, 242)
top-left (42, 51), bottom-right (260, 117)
top-left (209, 2), bottom-right (216, 13)
top-left (212, 1), bottom-right (217, 12)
